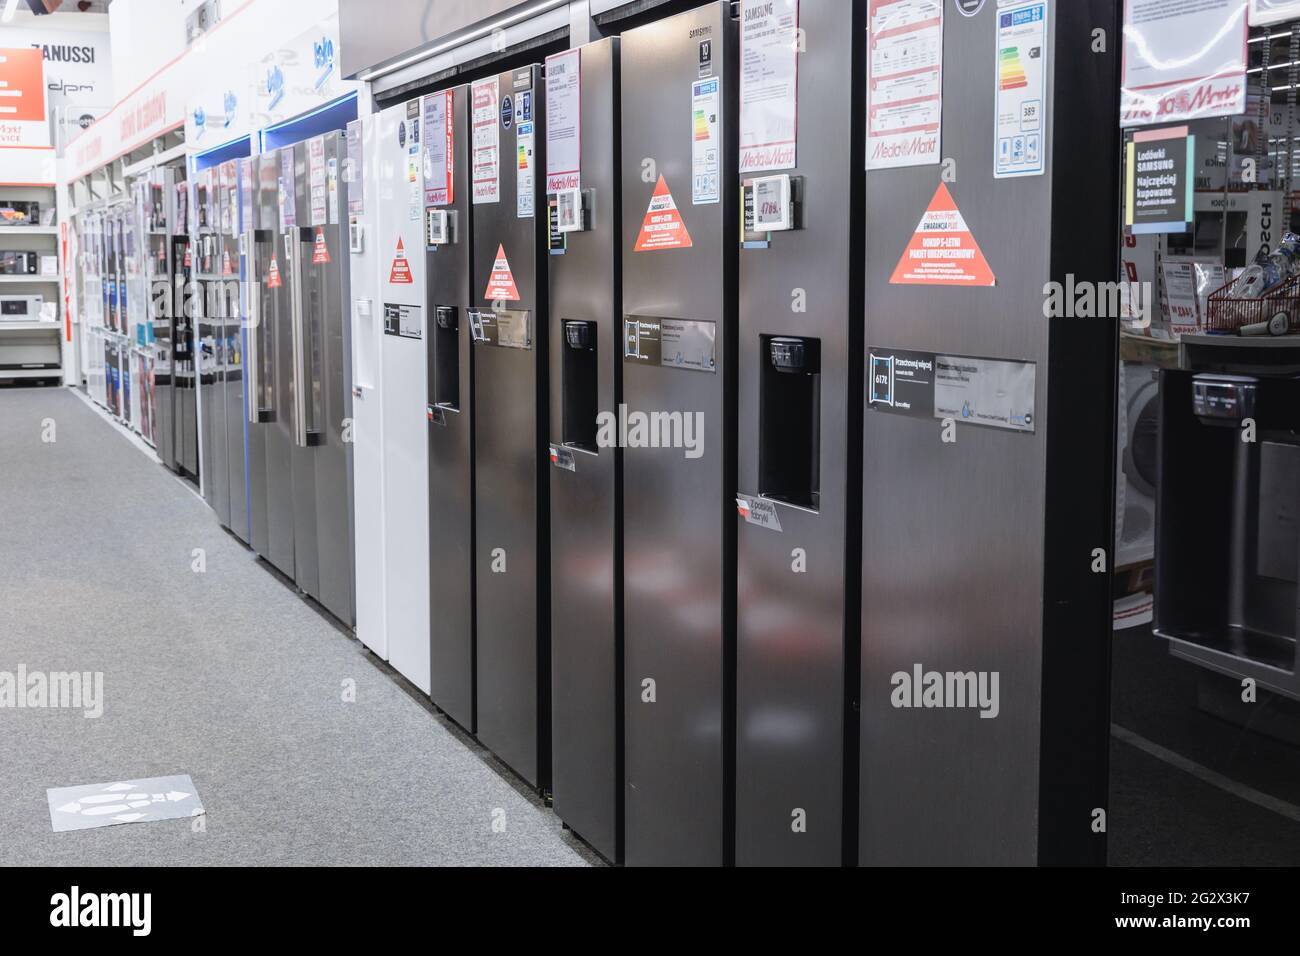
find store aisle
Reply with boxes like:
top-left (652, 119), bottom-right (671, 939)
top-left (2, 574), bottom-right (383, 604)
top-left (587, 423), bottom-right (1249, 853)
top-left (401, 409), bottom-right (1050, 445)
top-left (0, 387), bottom-right (597, 866)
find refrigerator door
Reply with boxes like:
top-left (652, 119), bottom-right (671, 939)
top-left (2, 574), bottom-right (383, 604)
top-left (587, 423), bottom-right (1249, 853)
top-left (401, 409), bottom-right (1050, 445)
top-left (287, 218), bottom-right (321, 600)
top-left (295, 132), bottom-right (354, 626)
top-left (266, 149), bottom-right (299, 579)
top-left (620, 1), bottom-right (738, 867)
top-left (225, 159), bottom-right (250, 544)
top-left (245, 154), bottom-right (275, 559)
top-left (348, 114), bottom-right (388, 658)
top-left (198, 168), bottom-right (231, 528)
top-left (546, 38), bottom-right (622, 863)
top-left (470, 64), bottom-right (550, 789)
top-left (376, 101), bottom-right (429, 688)
top-left (426, 84), bottom-right (476, 731)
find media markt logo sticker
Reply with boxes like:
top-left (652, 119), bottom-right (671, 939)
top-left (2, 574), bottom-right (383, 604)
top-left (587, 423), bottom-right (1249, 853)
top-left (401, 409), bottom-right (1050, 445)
top-left (634, 175), bottom-right (693, 252)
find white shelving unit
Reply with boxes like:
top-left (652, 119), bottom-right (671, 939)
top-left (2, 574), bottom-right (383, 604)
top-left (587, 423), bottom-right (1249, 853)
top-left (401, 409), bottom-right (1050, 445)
top-left (0, 182), bottom-right (63, 385)
top-left (0, 225), bottom-right (59, 236)
top-left (0, 274), bottom-right (60, 284)
top-left (0, 320), bottom-right (62, 332)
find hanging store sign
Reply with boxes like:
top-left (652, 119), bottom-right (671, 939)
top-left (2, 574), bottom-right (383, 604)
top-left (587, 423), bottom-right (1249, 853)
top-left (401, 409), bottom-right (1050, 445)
top-left (739, 0), bottom-right (800, 173)
top-left (866, 0), bottom-right (943, 170)
top-left (1125, 125), bottom-right (1194, 234)
top-left (1121, 0), bottom-right (1248, 128)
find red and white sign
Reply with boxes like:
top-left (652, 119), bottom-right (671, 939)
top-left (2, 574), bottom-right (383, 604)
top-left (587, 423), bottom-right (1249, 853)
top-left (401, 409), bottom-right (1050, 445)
top-left (424, 90), bottom-right (454, 206)
top-left (267, 255), bottom-right (282, 288)
top-left (739, 0), bottom-right (800, 173)
top-left (389, 237), bottom-right (413, 284)
top-left (1121, 0), bottom-right (1248, 128)
top-left (222, 249), bottom-right (233, 276)
top-left (312, 227), bottom-right (331, 264)
top-left (866, 0), bottom-right (943, 170)
top-left (471, 78), bottom-right (500, 205)
top-left (545, 49), bottom-right (582, 193)
top-left (890, 183), bottom-right (995, 287)
top-left (483, 244), bottom-right (519, 300)
top-left (0, 48), bottom-right (50, 147)
top-left (633, 176), bottom-right (694, 252)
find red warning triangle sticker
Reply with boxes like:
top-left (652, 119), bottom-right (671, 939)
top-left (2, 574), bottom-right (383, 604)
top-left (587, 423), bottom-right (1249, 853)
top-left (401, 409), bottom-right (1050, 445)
top-left (267, 256), bottom-right (282, 289)
top-left (634, 175), bottom-right (693, 252)
top-left (389, 236), bottom-right (413, 284)
top-left (890, 184), bottom-right (995, 287)
top-left (483, 243), bottom-right (519, 301)
top-left (312, 227), bottom-right (331, 264)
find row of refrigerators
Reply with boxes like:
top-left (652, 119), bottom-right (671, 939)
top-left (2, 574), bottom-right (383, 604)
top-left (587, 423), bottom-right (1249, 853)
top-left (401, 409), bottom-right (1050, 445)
top-left (180, 0), bottom-right (1113, 868)
top-left (196, 1), bottom-right (862, 867)
top-left (78, 169), bottom-right (200, 479)
top-left (175, 3), bottom-right (859, 866)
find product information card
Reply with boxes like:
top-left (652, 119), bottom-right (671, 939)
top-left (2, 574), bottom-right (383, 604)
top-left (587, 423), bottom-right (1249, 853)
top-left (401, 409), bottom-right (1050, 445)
top-left (866, 0), bottom-right (943, 170)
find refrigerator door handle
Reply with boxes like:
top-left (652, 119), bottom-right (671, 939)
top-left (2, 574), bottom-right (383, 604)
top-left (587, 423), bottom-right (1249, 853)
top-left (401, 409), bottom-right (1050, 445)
top-left (245, 228), bottom-right (260, 426)
top-left (287, 232), bottom-right (309, 448)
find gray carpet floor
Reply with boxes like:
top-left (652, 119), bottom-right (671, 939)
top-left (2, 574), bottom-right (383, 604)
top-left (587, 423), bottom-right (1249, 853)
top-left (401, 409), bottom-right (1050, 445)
top-left (0, 385), bottom-right (598, 866)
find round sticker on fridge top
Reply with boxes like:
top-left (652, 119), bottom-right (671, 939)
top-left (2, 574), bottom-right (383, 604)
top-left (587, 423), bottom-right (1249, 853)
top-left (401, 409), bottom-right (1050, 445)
top-left (501, 95), bottom-right (513, 130)
top-left (954, 0), bottom-right (985, 14)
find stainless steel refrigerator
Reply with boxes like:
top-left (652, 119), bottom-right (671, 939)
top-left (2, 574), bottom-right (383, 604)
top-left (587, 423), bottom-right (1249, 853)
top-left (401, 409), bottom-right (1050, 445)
top-left (197, 165), bottom-right (231, 528)
top-left (469, 64), bottom-right (550, 789)
top-left (425, 84), bottom-right (477, 733)
top-left (620, 1), bottom-right (738, 866)
top-left (222, 158), bottom-right (250, 545)
top-left (288, 133), bottom-right (355, 626)
top-left (243, 137), bottom-right (354, 625)
top-left (546, 37), bottom-right (622, 864)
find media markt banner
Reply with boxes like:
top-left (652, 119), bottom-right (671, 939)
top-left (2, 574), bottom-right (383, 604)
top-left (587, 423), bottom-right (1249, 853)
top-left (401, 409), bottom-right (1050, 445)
top-left (1121, 0), bottom-right (1249, 128)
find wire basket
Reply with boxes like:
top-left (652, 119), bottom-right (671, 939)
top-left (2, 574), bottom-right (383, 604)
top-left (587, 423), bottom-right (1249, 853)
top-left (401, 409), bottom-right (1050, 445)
top-left (1204, 273), bottom-right (1300, 334)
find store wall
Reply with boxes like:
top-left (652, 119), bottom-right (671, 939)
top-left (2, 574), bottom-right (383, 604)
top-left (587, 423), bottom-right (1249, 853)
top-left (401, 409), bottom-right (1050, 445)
top-left (67, 0), bottom-right (342, 180)
top-left (105, 0), bottom-right (203, 99)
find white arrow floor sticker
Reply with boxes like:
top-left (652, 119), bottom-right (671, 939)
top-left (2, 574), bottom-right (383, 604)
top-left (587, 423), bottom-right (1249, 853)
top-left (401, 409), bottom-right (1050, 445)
top-left (47, 775), bottom-right (205, 832)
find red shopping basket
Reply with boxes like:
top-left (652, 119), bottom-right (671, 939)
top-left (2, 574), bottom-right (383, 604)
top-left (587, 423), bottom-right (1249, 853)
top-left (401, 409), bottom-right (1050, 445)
top-left (1205, 273), bottom-right (1300, 333)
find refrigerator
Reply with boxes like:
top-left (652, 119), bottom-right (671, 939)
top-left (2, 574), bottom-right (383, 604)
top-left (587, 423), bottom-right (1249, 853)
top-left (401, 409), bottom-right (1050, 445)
top-left (425, 83), bottom-right (477, 732)
top-left (288, 132), bottom-right (356, 626)
top-left (469, 64), bottom-right (550, 789)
